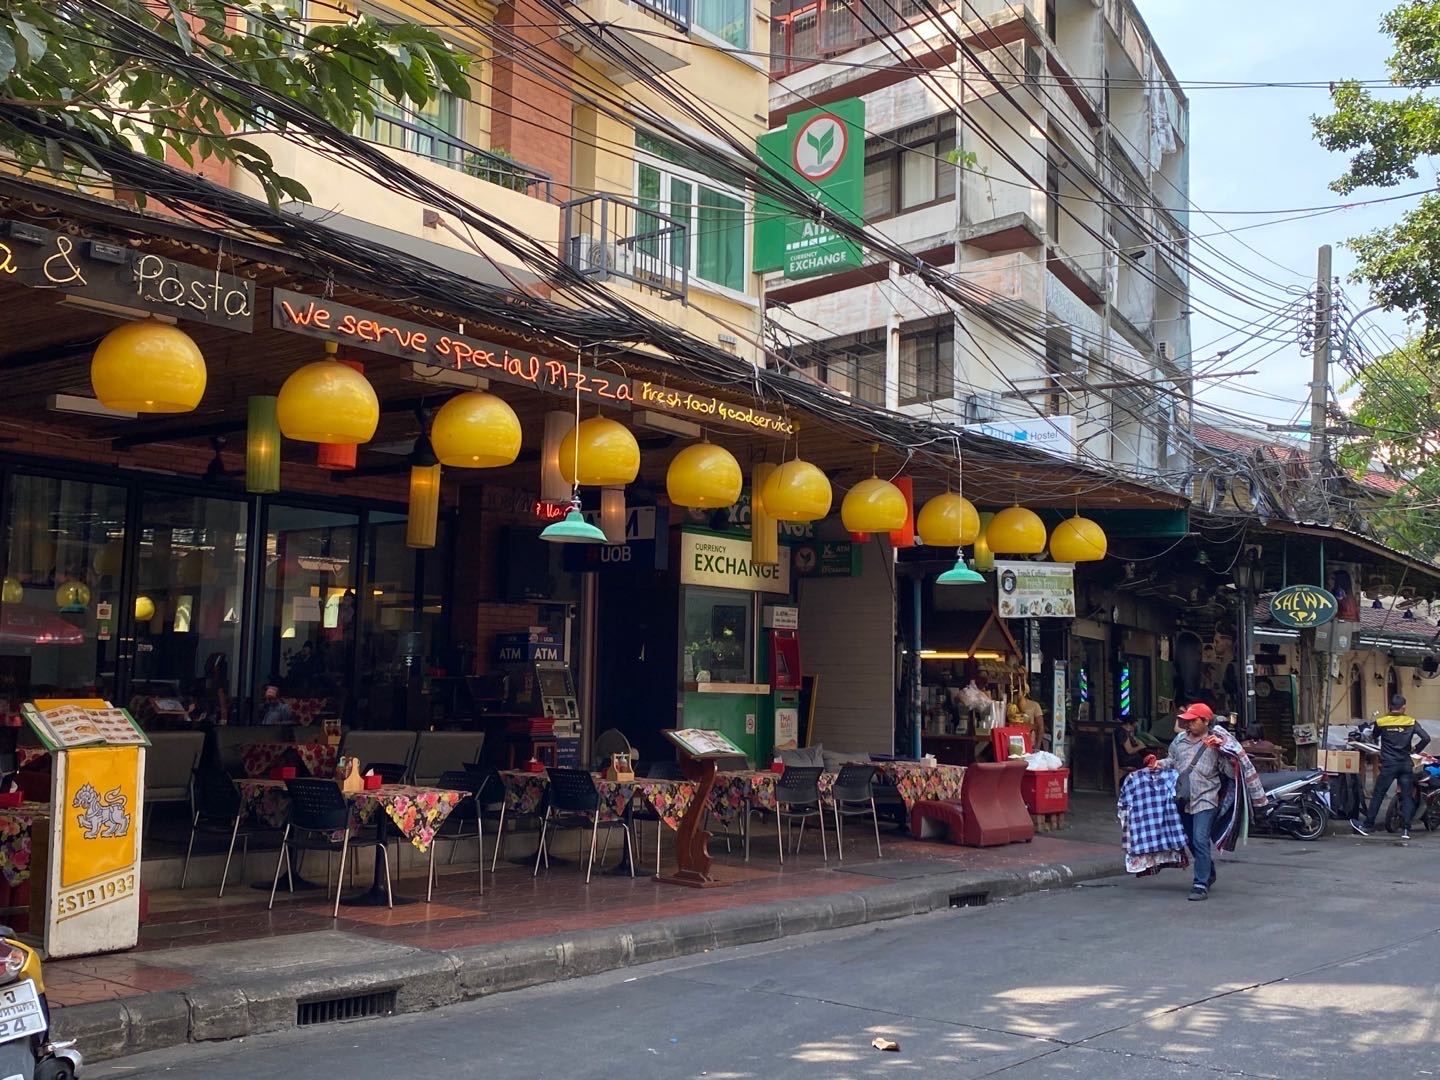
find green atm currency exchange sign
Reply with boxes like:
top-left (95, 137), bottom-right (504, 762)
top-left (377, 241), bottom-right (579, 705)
top-left (754, 99), bottom-right (865, 280)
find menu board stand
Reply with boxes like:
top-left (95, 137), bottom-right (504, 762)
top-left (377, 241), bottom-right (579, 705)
top-left (656, 729), bottom-right (743, 889)
top-left (21, 699), bottom-right (149, 958)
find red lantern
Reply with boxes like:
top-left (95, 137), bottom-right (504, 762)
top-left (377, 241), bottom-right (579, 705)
top-left (316, 358), bottom-right (365, 470)
top-left (888, 477), bottom-right (915, 548)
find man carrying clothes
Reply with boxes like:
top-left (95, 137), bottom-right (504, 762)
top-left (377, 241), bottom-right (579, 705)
top-left (1151, 702), bottom-right (1266, 901)
top-left (1351, 694), bottom-right (1431, 841)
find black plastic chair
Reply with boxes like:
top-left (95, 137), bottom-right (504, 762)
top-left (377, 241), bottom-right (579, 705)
top-left (534, 767), bottom-right (633, 884)
top-left (366, 761), bottom-right (409, 785)
top-left (181, 767), bottom-right (261, 897)
top-left (427, 770), bottom-right (483, 901)
top-left (268, 778), bottom-right (391, 917)
top-left (632, 761), bottom-right (685, 875)
top-left (773, 765), bottom-right (827, 864)
top-left (829, 763), bottom-right (882, 861)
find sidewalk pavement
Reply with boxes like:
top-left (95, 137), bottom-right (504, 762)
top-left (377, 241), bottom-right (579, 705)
top-left (45, 813), bottom-right (1124, 1063)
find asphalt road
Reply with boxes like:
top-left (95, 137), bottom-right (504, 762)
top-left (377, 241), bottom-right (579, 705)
top-left (92, 827), bottom-right (1440, 1079)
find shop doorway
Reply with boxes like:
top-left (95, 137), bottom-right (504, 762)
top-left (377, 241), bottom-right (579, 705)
top-left (594, 569), bottom-right (678, 767)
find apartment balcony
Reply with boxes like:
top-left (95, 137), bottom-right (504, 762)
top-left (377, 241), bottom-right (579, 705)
top-left (562, 0), bottom-right (692, 84)
top-left (228, 131), bottom-right (560, 292)
top-left (562, 193), bottom-right (689, 301)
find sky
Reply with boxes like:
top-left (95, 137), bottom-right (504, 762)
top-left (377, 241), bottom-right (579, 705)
top-left (1138, 0), bottom-right (1413, 433)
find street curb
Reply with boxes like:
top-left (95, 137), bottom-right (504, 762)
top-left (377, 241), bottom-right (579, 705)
top-left (53, 851), bottom-right (1122, 1062)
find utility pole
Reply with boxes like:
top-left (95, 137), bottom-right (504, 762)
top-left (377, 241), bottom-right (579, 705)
top-left (1310, 245), bottom-right (1333, 471)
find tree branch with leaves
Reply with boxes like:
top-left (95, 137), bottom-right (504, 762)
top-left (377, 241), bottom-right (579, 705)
top-left (0, 0), bottom-right (471, 207)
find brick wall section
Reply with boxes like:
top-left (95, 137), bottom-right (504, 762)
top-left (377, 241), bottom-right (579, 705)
top-left (490, 0), bottom-right (575, 198)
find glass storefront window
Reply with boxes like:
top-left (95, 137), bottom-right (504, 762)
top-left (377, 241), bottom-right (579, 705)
top-left (130, 493), bottom-right (247, 725)
top-left (681, 587), bottom-right (753, 684)
top-left (255, 506), bottom-right (358, 721)
top-left (0, 475), bottom-right (127, 714)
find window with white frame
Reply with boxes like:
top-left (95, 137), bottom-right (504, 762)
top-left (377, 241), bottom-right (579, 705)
top-left (635, 134), bottom-right (749, 294)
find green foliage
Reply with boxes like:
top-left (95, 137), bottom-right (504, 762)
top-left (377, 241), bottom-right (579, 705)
top-left (464, 147), bottom-right (530, 193)
top-left (0, 1), bottom-right (470, 207)
top-left (1314, 2), bottom-right (1440, 346)
top-left (1336, 338), bottom-right (1440, 558)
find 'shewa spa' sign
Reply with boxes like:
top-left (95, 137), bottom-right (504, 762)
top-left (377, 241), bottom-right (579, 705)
top-left (1268, 585), bottom-right (1338, 629)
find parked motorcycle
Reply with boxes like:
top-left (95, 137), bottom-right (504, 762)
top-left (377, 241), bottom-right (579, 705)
top-left (1383, 755), bottom-right (1440, 834)
top-left (1253, 769), bottom-right (1330, 841)
top-left (0, 927), bottom-right (82, 1079)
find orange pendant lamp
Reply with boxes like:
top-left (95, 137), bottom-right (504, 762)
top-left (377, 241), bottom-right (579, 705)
top-left (91, 319), bottom-right (207, 413)
top-left (666, 440), bottom-right (743, 509)
top-left (315, 358), bottom-right (368, 469)
top-left (1049, 515), bottom-right (1108, 562)
top-left (431, 391), bottom-right (522, 468)
top-left (986, 504), bottom-right (1047, 555)
top-left (558, 417), bottom-right (640, 487)
top-left (277, 341), bottom-right (379, 444)
top-left (761, 458), bottom-right (831, 523)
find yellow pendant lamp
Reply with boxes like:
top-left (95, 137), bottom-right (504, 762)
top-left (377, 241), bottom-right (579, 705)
top-left (973, 511), bottom-right (995, 572)
top-left (406, 436), bottom-right (441, 550)
top-left (841, 477), bottom-right (908, 533)
top-left (667, 441), bottom-right (743, 509)
top-left (558, 417), bottom-right (640, 487)
top-left (751, 463), bottom-right (779, 565)
top-left (1049, 515), bottom-right (1108, 562)
top-left (276, 341), bottom-right (379, 444)
top-left (430, 391), bottom-right (522, 468)
top-left (134, 595), bottom-right (156, 622)
top-left (761, 458), bottom-right (832, 523)
top-left (54, 580), bottom-right (90, 612)
top-left (986, 504), bottom-right (1047, 555)
top-left (916, 492), bottom-right (980, 547)
top-left (1, 578), bottom-right (21, 604)
top-left (91, 319), bottom-right (207, 413)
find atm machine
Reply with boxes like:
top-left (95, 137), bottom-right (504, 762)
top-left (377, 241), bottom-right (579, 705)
top-left (764, 605), bottom-right (802, 748)
top-left (495, 633), bottom-right (582, 766)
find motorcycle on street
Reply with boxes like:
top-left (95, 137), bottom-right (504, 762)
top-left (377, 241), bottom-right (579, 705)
top-left (1383, 754), bottom-right (1440, 834)
top-left (0, 928), bottom-right (82, 1080)
top-left (1251, 769), bottom-right (1331, 841)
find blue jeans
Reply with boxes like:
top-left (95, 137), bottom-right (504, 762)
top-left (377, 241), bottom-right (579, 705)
top-left (1181, 808), bottom-right (1217, 890)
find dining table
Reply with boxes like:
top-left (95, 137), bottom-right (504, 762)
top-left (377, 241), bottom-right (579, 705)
top-left (235, 778), bottom-right (465, 905)
top-left (497, 770), bottom-right (698, 873)
top-left (238, 741), bottom-right (339, 779)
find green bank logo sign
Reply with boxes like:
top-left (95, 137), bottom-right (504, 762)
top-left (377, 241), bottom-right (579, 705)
top-left (792, 113), bottom-right (848, 181)
top-left (1268, 584), bottom-right (1338, 628)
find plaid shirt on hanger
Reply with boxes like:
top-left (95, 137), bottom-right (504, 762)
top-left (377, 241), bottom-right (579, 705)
top-left (1118, 768), bottom-right (1189, 856)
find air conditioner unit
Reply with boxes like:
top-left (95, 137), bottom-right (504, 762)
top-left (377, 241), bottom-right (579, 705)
top-left (1157, 340), bottom-right (1175, 363)
top-left (569, 234), bottom-right (617, 277)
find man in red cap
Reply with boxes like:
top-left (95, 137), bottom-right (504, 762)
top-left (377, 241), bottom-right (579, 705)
top-left (1150, 702), bottom-right (1264, 901)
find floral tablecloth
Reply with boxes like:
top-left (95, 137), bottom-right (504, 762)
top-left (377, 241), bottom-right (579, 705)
top-left (873, 761), bottom-right (964, 810)
top-left (239, 742), bottom-right (339, 779)
top-left (708, 770), bottom-right (835, 825)
top-left (0, 804), bottom-right (47, 887)
top-left (235, 779), bottom-right (464, 852)
top-left (497, 771), bottom-right (696, 829)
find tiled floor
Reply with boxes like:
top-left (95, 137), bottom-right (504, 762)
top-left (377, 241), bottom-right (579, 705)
top-left (43, 823), bottom-right (1114, 1009)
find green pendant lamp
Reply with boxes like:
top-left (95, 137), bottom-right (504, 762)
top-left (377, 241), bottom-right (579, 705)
top-left (936, 445), bottom-right (985, 585)
top-left (542, 351), bottom-right (608, 545)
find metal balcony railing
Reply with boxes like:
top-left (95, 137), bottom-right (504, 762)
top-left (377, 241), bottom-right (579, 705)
top-left (365, 114), bottom-right (553, 200)
top-left (632, 0), bottom-right (690, 28)
top-left (770, 0), bottom-right (961, 75)
top-left (562, 193), bottom-right (689, 301)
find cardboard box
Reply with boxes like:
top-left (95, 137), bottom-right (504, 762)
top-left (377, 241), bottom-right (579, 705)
top-left (1320, 750), bottom-right (1361, 774)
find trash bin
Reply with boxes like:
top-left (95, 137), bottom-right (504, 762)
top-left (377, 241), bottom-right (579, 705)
top-left (1020, 768), bottom-right (1069, 814)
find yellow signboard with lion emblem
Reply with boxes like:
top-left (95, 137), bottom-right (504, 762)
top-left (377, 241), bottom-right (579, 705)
top-left (61, 747), bottom-right (138, 889)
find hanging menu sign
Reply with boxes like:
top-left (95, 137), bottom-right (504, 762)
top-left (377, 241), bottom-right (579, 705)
top-left (994, 560), bottom-right (1076, 619)
top-left (0, 218), bottom-right (254, 329)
